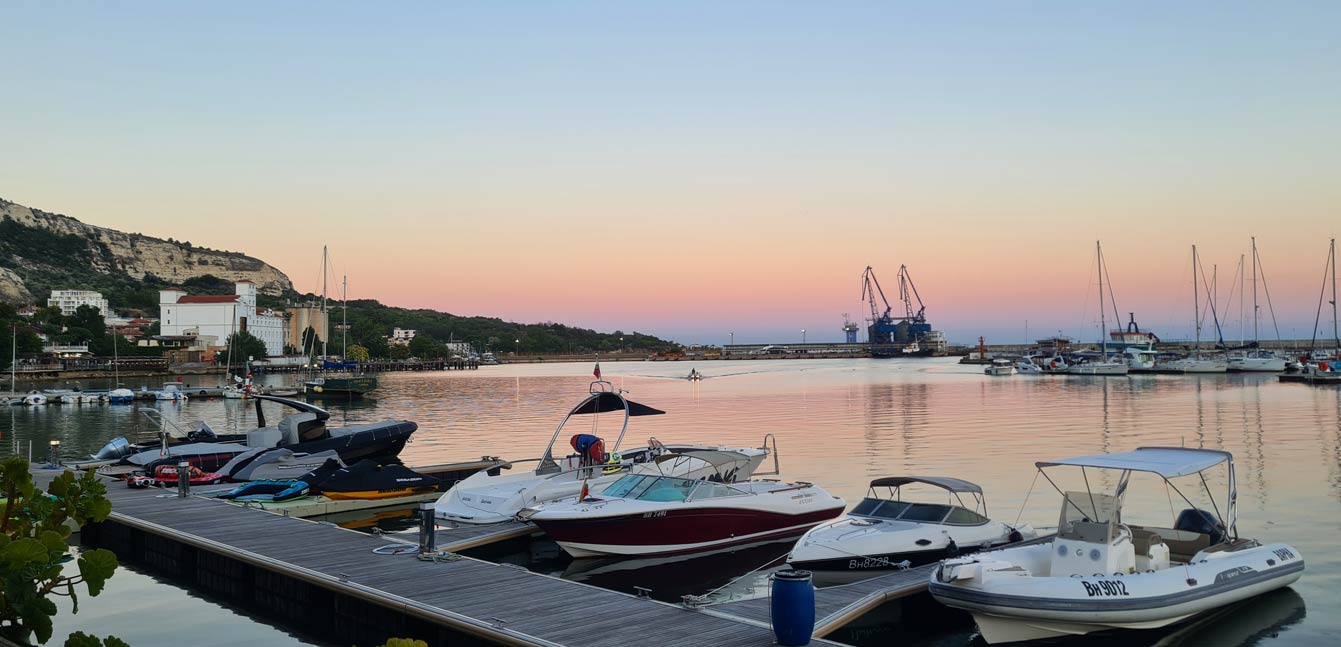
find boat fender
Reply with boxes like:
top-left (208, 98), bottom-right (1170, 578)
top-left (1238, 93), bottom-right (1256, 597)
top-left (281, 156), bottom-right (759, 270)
top-left (945, 539), bottom-right (959, 558)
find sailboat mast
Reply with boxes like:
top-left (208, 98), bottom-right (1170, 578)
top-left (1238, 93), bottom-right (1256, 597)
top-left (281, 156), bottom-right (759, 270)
top-left (1238, 254), bottom-right (1245, 346)
top-left (1192, 245), bottom-right (1201, 351)
top-left (1251, 238), bottom-right (1259, 343)
top-left (9, 324), bottom-right (15, 392)
top-left (1332, 239), bottom-right (1338, 350)
top-left (320, 246), bottom-right (329, 360)
top-left (341, 274), bottom-right (348, 359)
top-left (1097, 241), bottom-right (1107, 358)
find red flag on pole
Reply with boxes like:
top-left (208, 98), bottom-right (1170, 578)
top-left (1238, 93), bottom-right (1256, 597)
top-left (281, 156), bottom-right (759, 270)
top-left (593, 362), bottom-right (601, 380)
top-left (579, 477), bottom-right (590, 502)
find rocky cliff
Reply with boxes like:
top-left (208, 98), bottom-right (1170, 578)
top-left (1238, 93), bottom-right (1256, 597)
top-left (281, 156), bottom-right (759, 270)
top-left (0, 197), bottom-right (292, 301)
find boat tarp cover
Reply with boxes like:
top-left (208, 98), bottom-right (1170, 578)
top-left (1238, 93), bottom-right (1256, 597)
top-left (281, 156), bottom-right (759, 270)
top-left (869, 476), bottom-right (983, 494)
top-left (125, 442), bottom-right (247, 466)
top-left (316, 460), bottom-right (440, 493)
top-left (1036, 446), bottom-right (1232, 478)
top-left (569, 392), bottom-right (665, 417)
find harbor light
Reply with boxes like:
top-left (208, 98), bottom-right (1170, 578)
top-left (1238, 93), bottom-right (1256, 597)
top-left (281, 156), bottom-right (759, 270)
top-left (802, 329), bottom-right (806, 344)
top-left (47, 440), bottom-right (61, 467)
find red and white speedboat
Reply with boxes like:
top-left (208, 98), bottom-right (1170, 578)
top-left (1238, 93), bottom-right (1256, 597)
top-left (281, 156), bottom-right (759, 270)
top-left (523, 455), bottom-right (844, 558)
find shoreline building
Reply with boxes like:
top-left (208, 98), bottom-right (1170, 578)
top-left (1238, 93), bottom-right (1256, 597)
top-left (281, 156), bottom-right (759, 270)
top-left (48, 289), bottom-right (109, 316)
top-left (389, 328), bottom-right (417, 347)
top-left (159, 281), bottom-right (285, 356)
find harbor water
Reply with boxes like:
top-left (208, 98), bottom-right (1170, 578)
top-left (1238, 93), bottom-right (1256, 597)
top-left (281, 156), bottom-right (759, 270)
top-left (4, 358), bottom-right (1336, 646)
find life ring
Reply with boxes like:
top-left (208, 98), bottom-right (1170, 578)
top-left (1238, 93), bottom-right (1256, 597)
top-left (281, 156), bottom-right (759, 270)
top-left (314, 386), bottom-right (324, 393)
top-left (1049, 360), bottom-right (1059, 368)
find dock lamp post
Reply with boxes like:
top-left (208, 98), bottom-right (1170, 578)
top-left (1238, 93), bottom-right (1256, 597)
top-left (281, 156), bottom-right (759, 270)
top-left (514, 339), bottom-right (519, 355)
top-left (47, 440), bottom-right (60, 468)
top-left (620, 337), bottom-right (624, 353)
top-left (802, 329), bottom-right (806, 344)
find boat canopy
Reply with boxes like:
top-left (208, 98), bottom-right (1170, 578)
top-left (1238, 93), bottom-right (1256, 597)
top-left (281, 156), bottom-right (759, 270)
top-left (569, 391), bottom-right (665, 417)
top-left (869, 476), bottom-right (982, 494)
top-left (1036, 447), bottom-right (1232, 478)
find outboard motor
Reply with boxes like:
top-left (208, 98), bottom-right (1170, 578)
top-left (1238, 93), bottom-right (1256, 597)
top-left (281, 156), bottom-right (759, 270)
top-left (1175, 508), bottom-right (1228, 545)
top-left (92, 437), bottom-right (135, 461)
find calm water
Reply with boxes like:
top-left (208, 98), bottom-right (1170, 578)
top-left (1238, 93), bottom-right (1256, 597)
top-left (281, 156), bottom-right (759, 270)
top-left (5, 358), bottom-right (1337, 646)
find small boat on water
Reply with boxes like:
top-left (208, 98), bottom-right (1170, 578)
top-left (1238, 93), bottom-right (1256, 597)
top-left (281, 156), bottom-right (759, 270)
top-left (1227, 349), bottom-right (1286, 372)
top-left (524, 454), bottom-right (845, 558)
top-left (154, 382), bottom-right (187, 401)
top-left (930, 447), bottom-right (1304, 644)
top-left (789, 476), bottom-right (1035, 585)
top-left (1014, 358), bottom-right (1044, 375)
top-left (984, 359), bottom-right (1015, 376)
top-left (687, 368), bottom-right (703, 381)
top-left (434, 377), bottom-right (774, 524)
top-left (19, 391), bottom-right (47, 406)
top-left (107, 388), bottom-right (135, 404)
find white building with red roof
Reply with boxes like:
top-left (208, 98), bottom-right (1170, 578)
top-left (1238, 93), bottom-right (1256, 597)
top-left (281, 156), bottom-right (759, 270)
top-left (159, 281), bottom-right (285, 355)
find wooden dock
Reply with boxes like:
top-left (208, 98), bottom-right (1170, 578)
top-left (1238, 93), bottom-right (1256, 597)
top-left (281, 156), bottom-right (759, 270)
top-left (704, 565), bottom-right (934, 638)
top-left (38, 466), bottom-right (847, 647)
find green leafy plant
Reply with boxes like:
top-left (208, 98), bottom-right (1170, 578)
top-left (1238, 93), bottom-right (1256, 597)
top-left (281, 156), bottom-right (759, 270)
top-left (374, 639), bottom-right (427, 647)
top-left (64, 632), bottom-right (128, 647)
top-left (0, 458), bottom-right (119, 645)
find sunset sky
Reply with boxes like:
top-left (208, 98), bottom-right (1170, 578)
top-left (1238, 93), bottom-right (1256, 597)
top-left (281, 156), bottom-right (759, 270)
top-left (3, 3), bottom-right (1339, 344)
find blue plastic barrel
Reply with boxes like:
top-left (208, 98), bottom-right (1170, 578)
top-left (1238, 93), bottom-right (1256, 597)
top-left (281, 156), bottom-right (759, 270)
top-left (771, 569), bottom-right (815, 646)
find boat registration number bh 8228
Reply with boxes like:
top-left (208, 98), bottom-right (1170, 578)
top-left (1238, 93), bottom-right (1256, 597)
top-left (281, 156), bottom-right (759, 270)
top-left (1082, 580), bottom-right (1130, 597)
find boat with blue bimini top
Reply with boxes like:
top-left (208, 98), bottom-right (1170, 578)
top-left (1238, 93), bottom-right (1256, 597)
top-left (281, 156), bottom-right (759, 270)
top-left (929, 447), bottom-right (1304, 644)
top-left (788, 476), bottom-right (1036, 585)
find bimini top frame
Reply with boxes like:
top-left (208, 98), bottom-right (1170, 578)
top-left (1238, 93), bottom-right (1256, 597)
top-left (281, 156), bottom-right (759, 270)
top-left (536, 380), bottom-right (665, 474)
top-left (1035, 446), bottom-right (1237, 539)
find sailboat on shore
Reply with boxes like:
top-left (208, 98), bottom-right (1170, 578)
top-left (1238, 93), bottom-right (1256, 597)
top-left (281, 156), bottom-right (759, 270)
top-left (1164, 245), bottom-right (1227, 373)
top-left (1066, 241), bottom-right (1128, 376)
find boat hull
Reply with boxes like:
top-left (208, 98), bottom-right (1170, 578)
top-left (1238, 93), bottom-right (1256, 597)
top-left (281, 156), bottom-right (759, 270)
top-left (304, 376), bottom-right (378, 397)
top-left (930, 542), bottom-right (1304, 644)
top-left (537, 505), bottom-right (844, 558)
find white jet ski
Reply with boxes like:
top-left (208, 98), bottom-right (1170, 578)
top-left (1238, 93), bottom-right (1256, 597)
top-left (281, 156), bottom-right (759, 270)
top-left (434, 379), bottom-right (775, 524)
top-left (930, 447), bottom-right (1304, 644)
top-left (789, 476), bottom-right (1034, 585)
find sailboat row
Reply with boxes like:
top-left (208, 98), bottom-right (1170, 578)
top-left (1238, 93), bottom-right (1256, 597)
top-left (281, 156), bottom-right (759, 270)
top-left (998, 238), bottom-right (1335, 377)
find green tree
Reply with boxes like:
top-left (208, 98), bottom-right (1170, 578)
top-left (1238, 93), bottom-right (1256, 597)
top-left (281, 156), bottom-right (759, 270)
top-left (0, 459), bottom-right (119, 645)
top-left (407, 334), bottom-right (441, 359)
top-left (388, 344), bottom-right (410, 360)
top-left (346, 344), bottom-right (370, 362)
top-left (64, 633), bottom-right (129, 647)
top-left (225, 331), bottom-right (268, 361)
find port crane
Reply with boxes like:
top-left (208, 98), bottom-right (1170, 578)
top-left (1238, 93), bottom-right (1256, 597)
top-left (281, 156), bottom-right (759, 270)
top-left (861, 265), bottom-right (934, 356)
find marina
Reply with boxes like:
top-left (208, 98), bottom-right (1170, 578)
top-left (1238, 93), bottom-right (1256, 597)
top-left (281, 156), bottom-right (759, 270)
top-left (8, 359), bottom-right (1334, 647)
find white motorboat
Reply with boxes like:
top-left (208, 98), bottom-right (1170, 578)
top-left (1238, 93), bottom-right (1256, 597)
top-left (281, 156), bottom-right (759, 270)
top-left (984, 359), bottom-right (1015, 376)
top-left (1121, 346), bottom-right (1158, 371)
top-left (1227, 350), bottom-right (1286, 372)
top-left (20, 391), bottom-right (47, 406)
top-left (434, 380), bottom-right (775, 524)
top-left (1013, 357), bottom-right (1044, 374)
top-left (523, 454), bottom-right (844, 558)
top-left (930, 447), bottom-right (1303, 644)
top-left (789, 476), bottom-right (1035, 585)
top-left (154, 382), bottom-right (187, 401)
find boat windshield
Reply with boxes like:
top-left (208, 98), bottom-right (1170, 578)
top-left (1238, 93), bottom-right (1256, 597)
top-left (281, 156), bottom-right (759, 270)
top-left (601, 475), bottom-right (742, 502)
top-left (850, 498), bottom-right (985, 525)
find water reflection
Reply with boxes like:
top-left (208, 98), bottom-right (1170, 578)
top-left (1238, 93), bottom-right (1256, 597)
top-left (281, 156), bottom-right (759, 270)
top-left (8, 359), bottom-right (1340, 647)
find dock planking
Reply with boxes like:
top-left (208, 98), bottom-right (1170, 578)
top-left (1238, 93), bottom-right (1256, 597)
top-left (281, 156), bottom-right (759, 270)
top-left (35, 465), bottom-right (847, 647)
top-left (703, 565), bottom-right (934, 636)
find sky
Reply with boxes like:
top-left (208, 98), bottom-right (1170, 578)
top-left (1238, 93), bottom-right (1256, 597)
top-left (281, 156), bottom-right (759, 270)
top-left (2, 2), bottom-right (1339, 345)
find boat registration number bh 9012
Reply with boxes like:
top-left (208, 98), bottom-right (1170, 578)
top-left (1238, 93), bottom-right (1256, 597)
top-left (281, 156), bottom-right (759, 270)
top-left (1082, 580), bottom-right (1129, 597)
